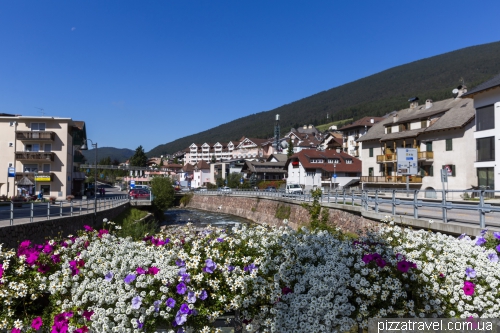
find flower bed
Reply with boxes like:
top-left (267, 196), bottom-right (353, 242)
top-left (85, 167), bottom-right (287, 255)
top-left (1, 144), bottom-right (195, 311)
top-left (1, 218), bottom-right (500, 332)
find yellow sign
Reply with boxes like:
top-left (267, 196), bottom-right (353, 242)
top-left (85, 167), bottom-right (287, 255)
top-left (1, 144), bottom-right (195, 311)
top-left (35, 175), bottom-right (51, 182)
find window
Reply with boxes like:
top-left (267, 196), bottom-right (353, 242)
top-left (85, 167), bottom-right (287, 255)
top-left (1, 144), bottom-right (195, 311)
top-left (43, 164), bottom-right (51, 173)
top-left (426, 142), bottom-right (433, 152)
top-left (445, 139), bottom-right (452, 151)
top-left (421, 120), bottom-right (427, 128)
top-left (369, 147), bottom-right (373, 157)
top-left (476, 105), bottom-right (495, 131)
top-left (420, 165), bottom-right (433, 177)
top-left (31, 123), bottom-right (46, 131)
top-left (442, 165), bottom-right (456, 177)
top-left (25, 144), bottom-right (40, 152)
top-left (44, 144), bottom-right (52, 152)
top-left (476, 137), bottom-right (495, 162)
top-left (23, 164), bottom-right (38, 172)
top-left (477, 167), bottom-right (495, 190)
top-left (368, 167), bottom-right (374, 177)
top-left (386, 126), bottom-right (392, 134)
top-left (345, 159), bottom-right (352, 164)
top-left (40, 185), bottom-right (50, 195)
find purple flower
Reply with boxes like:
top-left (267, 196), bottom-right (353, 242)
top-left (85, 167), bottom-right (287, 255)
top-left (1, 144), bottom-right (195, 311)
top-left (476, 237), bottom-right (486, 246)
top-left (104, 272), bottom-right (113, 282)
top-left (497, 244), bottom-right (500, 252)
top-left (82, 310), bottom-right (93, 321)
top-left (488, 253), bottom-right (499, 263)
top-left (124, 274), bottom-right (136, 284)
top-left (458, 233), bottom-right (467, 240)
top-left (375, 258), bottom-right (387, 268)
top-left (51, 254), bottom-right (60, 263)
top-left (136, 267), bottom-right (146, 275)
top-left (153, 300), bottom-right (161, 312)
top-left (166, 298), bottom-right (176, 308)
top-left (199, 290), bottom-right (208, 300)
top-left (480, 229), bottom-right (488, 235)
top-left (493, 232), bottom-right (500, 240)
top-left (227, 265), bottom-right (235, 272)
top-left (187, 291), bottom-right (196, 303)
top-left (175, 311), bottom-right (188, 326)
top-left (137, 319), bottom-right (144, 329)
top-left (396, 260), bottom-right (416, 273)
top-left (175, 259), bottom-right (186, 267)
top-left (176, 282), bottom-right (187, 294)
top-left (131, 296), bottom-right (142, 309)
top-left (465, 267), bottom-right (476, 278)
top-left (244, 263), bottom-right (258, 272)
top-left (216, 238), bottom-right (224, 242)
top-left (203, 259), bottom-right (217, 273)
top-left (179, 303), bottom-right (190, 314)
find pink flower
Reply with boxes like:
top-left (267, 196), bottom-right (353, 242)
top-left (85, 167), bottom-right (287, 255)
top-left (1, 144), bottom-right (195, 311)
top-left (11, 329), bottom-right (21, 333)
top-left (148, 266), bottom-right (159, 275)
top-left (0, 263), bottom-right (3, 279)
top-left (397, 260), bottom-right (416, 273)
top-left (97, 229), bottom-right (109, 238)
top-left (82, 310), bottom-right (94, 321)
top-left (83, 225), bottom-right (93, 231)
top-left (31, 316), bottom-right (43, 330)
top-left (463, 281), bottom-right (475, 296)
top-left (136, 267), bottom-right (146, 275)
top-left (74, 327), bottom-right (89, 333)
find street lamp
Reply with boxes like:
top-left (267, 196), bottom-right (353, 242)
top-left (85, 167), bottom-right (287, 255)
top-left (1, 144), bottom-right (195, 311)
top-left (81, 139), bottom-right (97, 224)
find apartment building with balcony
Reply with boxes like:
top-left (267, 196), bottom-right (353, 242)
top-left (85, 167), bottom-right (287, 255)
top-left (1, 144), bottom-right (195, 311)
top-left (0, 114), bottom-right (87, 199)
top-left (463, 73), bottom-right (500, 192)
top-left (357, 91), bottom-right (476, 194)
top-left (338, 116), bottom-right (383, 158)
top-left (285, 149), bottom-right (362, 192)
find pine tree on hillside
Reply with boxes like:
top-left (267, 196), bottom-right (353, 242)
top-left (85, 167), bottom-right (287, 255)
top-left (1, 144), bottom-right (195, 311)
top-left (130, 146), bottom-right (148, 167)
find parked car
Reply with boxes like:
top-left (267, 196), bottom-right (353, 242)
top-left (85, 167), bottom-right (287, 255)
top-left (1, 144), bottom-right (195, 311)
top-left (194, 187), bottom-right (207, 192)
top-left (129, 189), bottom-right (151, 200)
top-left (285, 183), bottom-right (303, 195)
top-left (265, 186), bottom-right (277, 192)
top-left (218, 186), bottom-right (232, 193)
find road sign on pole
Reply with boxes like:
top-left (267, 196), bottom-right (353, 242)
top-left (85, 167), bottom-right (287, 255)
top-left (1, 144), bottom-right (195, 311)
top-left (130, 180), bottom-right (135, 189)
top-left (396, 148), bottom-right (418, 175)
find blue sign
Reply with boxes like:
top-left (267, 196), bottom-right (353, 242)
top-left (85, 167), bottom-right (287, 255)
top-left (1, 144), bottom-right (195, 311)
top-left (8, 167), bottom-right (15, 177)
top-left (130, 180), bottom-right (135, 189)
top-left (240, 178), bottom-right (243, 184)
top-left (406, 157), bottom-right (413, 161)
top-left (333, 174), bottom-right (337, 179)
top-left (188, 181), bottom-right (191, 187)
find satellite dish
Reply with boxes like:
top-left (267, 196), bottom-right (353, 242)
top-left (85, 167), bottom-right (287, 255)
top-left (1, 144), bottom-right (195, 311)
top-left (452, 88), bottom-right (459, 94)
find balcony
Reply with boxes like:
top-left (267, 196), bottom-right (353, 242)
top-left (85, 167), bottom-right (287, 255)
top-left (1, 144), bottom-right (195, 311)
top-left (15, 172), bottom-right (55, 182)
top-left (360, 175), bottom-right (423, 184)
top-left (376, 153), bottom-right (397, 163)
top-left (418, 151), bottom-right (434, 161)
top-left (16, 131), bottom-right (56, 141)
top-left (15, 152), bottom-right (55, 161)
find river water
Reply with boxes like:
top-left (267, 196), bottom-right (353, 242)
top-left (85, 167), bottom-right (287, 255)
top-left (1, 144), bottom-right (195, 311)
top-left (160, 207), bottom-right (253, 228)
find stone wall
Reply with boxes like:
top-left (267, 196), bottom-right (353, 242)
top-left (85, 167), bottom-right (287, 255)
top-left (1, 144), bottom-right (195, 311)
top-left (0, 203), bottom-right (129, 250)
top-left (187, 194), bottom-right (377, 233)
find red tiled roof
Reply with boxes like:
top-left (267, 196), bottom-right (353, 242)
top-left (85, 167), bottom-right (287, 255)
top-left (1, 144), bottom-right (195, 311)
top-left (338, 116), bottom-right (384, 131)
top-left (285, 149), bottom-right (361, 173)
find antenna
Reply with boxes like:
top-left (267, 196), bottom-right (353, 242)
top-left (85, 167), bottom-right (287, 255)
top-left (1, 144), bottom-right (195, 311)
top-left (35, 107), bottom-right (45, 116)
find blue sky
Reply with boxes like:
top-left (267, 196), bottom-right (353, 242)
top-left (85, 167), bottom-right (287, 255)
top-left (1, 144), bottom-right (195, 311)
top-left (1, 1), bottom-right (499, 152)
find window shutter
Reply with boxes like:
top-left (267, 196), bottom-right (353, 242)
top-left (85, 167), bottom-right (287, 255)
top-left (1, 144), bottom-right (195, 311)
top-left (429, 165), bottom-right (433, 176)
top-left (452, 165), bottom-right (456, 177)
top-left (420, 167), bottom-right (425, 177)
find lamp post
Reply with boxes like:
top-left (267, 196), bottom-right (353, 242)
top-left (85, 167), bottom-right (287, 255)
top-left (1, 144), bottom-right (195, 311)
top-left (81, 139), bottom-right (97, 224)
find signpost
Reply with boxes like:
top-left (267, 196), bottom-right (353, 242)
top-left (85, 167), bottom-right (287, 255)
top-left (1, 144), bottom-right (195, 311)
top-left (396, 148), bottom-right (418, 195)
top-left (130, 180), bottom-right (135, 189)
top-left (8, 167), bottom-right (15, 177)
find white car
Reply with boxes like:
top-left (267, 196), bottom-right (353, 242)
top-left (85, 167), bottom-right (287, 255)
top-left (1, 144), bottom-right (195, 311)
top-left (218, 186), bottom-right (232, 193)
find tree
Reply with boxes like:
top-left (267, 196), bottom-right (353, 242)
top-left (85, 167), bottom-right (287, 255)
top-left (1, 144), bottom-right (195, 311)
top-left (287, 139), bottom-right (294, 158)
top-left (130, 146), bottom-right (148, 167)
top-left (150, 177), bottom-right (175, 212)
top-left (227, 172), bottom-right (242, 188)
top-left (211, 154), bottom-right (216, 163)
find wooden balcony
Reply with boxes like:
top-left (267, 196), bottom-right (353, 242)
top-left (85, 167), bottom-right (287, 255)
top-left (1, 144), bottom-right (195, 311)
top-left (376, 153), bottom-right (397, 163)
top-left (360, 175), bottom-right (423, 184)
top-left (418, 151), bottom-right (434, 161)
top-left (15, 152), bottom-right (55, 161)
top-left (15, 172), bottom-right (55, 182)
top-left (16, 131), bottom-right (56, 141)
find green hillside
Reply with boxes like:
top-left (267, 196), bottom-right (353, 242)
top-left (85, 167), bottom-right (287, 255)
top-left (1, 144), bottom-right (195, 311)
top-left (81, 147), bottom-right (135, 164)
top-left (148, 40), bottom-right (500, 157)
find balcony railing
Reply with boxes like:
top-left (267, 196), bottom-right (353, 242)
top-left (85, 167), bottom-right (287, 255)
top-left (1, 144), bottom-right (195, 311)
top-left (16, 131), bottom-right (56, 141)
top-left (15, 172), bottom-right (55, 182)
top-left (15, 152), bottom-right (55, 161)
top-left (418, 151), bottom-right (434, 160)
top-left (376, 153), bottom-right (397, 163)
top-left (360, 175), bottom-right (423, 183)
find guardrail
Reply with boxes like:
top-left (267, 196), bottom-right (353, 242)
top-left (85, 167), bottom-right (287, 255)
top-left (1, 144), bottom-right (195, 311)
top-left (195, 188), bottom-right (500, 229)
top-left (0, 195), bottom-right (129, 227)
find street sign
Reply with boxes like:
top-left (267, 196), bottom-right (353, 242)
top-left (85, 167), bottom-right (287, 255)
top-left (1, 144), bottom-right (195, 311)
top-left (396, 148), bottom-right (418, 175)
top-left (441, 169), bottom-right (448, 183)
top-left (240, 177), bottom-right (243, 184)
top-left (8, 167), bottom-right (15, 177)
top-left (333, 174), bottom-right (337, 179)
top-left (130, 180), bottom-right (135, 189)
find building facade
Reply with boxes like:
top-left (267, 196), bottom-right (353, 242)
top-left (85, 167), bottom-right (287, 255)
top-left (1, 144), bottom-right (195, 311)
top-left (338, 116), bottom-right (383, 158)
top-left (0, 114), bottom-right (86, 199)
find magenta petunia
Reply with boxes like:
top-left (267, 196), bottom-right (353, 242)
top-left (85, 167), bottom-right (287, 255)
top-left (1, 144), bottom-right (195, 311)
top-left (31, 316), bottom-right (43, 330)
top-left (136, 267), bottom-right (146, 275)
top-left (97, 229), bottom-right (109, 238)
top-left (0, 263), bottom-right (3, 279)
top-left (148, 266), bottom-right (159, 275)
top-left (83, 225), bottom-right (93, 232)
top-left (11, 328), bottom-right (21, 333)
top-left (463, 281), bottom-right (475, 296)
top-left (74, 326), bottom-right (89, 333)
top-left (82, 310), bottom-right (94, 321)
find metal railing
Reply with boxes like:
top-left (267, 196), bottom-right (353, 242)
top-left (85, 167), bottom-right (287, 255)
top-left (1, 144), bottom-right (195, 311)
top-left (194, 188), bottom-right (500, 229)
top-left (0, 196), bottom-right (129, 227)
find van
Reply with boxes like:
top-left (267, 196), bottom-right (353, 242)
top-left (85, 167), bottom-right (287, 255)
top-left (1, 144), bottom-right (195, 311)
top-left (132, 185), bottom-right (150, 191)
top-left (285, 183), bottom-right (303, 195)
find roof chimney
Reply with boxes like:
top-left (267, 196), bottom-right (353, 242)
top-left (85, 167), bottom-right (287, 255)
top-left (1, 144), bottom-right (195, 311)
top-left (425, 99), bottom-right (433, 109)
top-left (457, 85), bottom-right (467, 98)
top-left (370, 118), bottom-right (374, 124)
top-left (393, 113), bottom-right (398, 123)
top-left (408, 97), bottom-right (419, 108)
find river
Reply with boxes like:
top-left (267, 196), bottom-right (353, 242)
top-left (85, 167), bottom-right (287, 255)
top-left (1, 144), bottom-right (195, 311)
top-left (160, 207), bottom-right (253, 228)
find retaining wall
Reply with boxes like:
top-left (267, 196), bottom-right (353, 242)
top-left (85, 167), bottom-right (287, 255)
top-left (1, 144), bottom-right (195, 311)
top-left (0, 203), bottom-right (129, 249)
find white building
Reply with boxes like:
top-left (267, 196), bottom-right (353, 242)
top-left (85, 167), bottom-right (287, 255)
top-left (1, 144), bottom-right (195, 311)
top-left (463, 74), bottom-right (500, 193)
top-left (285, 149), bottom-right (362, 192)
top-left (357, 89), bottom-right (477, 195)
top-left (338, 116), bottom-right (383, 158)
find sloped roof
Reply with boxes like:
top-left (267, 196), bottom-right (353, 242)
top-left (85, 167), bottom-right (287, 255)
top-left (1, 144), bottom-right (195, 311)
top-left (463, 73), bottom-right (500, 97)
top-left (196, 160), bottom-right (210, 170)
top-left (338, 116), bottom-right (384, 131)
top-left (285, 149), bottom-right (361, 173)
top-left (267, 154), bottom-right (288, 162)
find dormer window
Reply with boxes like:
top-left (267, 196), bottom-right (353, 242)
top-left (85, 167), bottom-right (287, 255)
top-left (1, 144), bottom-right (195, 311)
top-left (386, 126), bottom-right (392, 134)
top-left (311, 159), bottom-right (323, 163)
top-left (345, 159), bottom-right (353, 164)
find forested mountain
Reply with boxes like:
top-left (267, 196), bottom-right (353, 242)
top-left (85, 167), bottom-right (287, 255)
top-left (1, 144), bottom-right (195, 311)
top-left (81, 147), bottom-right (134, 164)
top-left (147, 40), bottom-right (500, 157)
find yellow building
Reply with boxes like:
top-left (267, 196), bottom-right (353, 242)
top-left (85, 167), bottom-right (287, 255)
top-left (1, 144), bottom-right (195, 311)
top-left (0, 113), bottom-right (87, 199)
